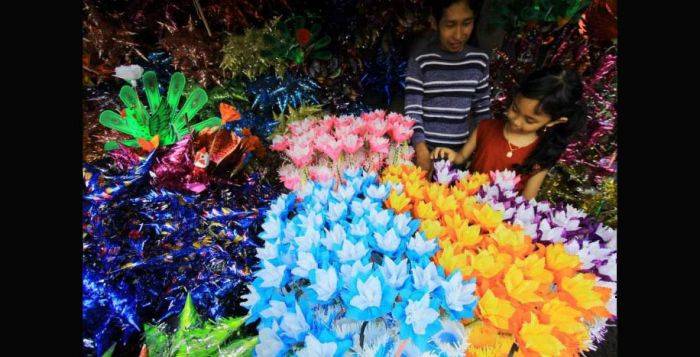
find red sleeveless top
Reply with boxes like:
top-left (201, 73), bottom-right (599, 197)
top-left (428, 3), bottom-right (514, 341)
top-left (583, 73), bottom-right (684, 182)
top-left (469, 119), bottom-right (540, 188)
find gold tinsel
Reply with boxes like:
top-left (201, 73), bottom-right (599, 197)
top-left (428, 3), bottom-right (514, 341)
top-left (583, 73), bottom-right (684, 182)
top-left (270, 104), bottom-right (325, 138)
top-left (220, 18), bottom-right (287, 80)
top-left (539, 164), bottom-right (617, 228)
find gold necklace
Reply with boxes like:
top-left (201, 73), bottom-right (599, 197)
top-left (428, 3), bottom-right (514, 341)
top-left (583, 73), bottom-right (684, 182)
top-left (503, 129), bottom-right (520, 158)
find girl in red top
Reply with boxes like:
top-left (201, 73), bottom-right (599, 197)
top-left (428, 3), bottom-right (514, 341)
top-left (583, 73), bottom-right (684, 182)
top-left (431, 66), bottom-right (585, 199)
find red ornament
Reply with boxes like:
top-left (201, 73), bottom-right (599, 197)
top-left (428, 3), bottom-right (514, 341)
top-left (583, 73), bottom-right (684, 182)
top-left (295, 28), bottom-right (312, 46)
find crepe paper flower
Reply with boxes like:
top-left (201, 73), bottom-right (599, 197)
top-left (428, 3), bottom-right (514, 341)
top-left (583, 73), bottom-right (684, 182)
top-left (514, 254), bottom-right (554, 286)
top-left (286, 143), bottom-right (315, 168)
top-left (431, 319), bottom-right (468, 356)
top-left (255, 321), bottom-right (288, 357)
top-left (326, 199), bottom-right (348, 223)
top-left (472, 245), bottom-right (511, 280)
top-left (517, 313), bottom-right (567, 357)
top-left (489, 170), bottom-right (521, 191)
top-left (331, 184), bottom-right (357, 203)
top-left (367, 118), bottom-right (389, 137)
top-left (309, 165), bottom-right (334, 183)
top-left (367, 208), bottom-right (392, 232)
top-left (503, 265), bottom-right (543, 304)
top-left (411, 261), bottom-right (444, 294)
top-left (308, 266), bottom-right (340, 303)
top-left (545, 244), bottom-right (581, 276)
top-left (386, 190), bottom-right (411, 213)
top-left (348, 218), bottom-right (371, 239)
top-left (364, 183), bottom-right (391, 201)
top-left (464, 320), bottom-right (515, 357)
top-left (551, 210), bottom-right (581, 231)
top-left (279, 303), bottom-right (311, 343)
top-left (491, 224), bottom-right (531, 257)
top-left (598, 255), bottom-right (617, 282)
top-left (336, 239), bottom-right (370, 263)
top-left (342, 271), bottom-right (398, 321)
top-left (434, 242), bottom-right (472, 279)
top-left (389, 124), bottom-right (414, 143)
top-left (294, 227), bottom-right (322, 252)
top-left (565, 240), bottom-right (614, 271)
top-left (256, 260), bottom-right (289, 289)
top-left (339, 260), bottom-right (374, 289)
top-left (368, 135), bottom-right (390, 155)
top-left (389, 212), bottom-right (418, 239)
top-left (373, 228), bottom-right (403, 256)
top-left (477, 289), bottom-right (516, 331)
top-left (439, 272), bottom-right (478, 319)
top-left (471, 204), bottom-right (504, 232)
top-left (407, 232), bottom-right (438, 262)
top-left (291, 250), bottom-right (319, 279)
top-left (541, 298), bottom-right (589, 344)
top-left (421, 219), bottom-right (445, 240)
top-left (560, 274), bottom-right (610, 313)
top-left (257, 241), bottom-right (280, 261)
top-left (321, 223), bottom-right (346, 251)
top-left (455, 223), bottom-right (483, 248)
top-left (241, 282), bottom-right (272, 324)
top-left (393, 291), bottom-right (442, 349)
top-left (341, 134), bottom-right (364, 154)
top-left (379, 256), bottom-right (410, 290)
top-left (350, 197), bottom-right (380, 219)
top-left (538, 219), bottom-right (566, 244)
top-left (270, 135), bottom-right (290, 152)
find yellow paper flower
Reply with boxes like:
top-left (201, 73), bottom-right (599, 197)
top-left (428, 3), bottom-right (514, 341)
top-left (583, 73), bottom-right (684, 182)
top-left (421, 219), bottom-right (445, 240)
top-left (560, 273), bottom-right (607, 311)
top-left (387, 190), bottom-right (411, 213)
top-left (425, 183), bottom-right (449, 203)
top-left (478, 289), bottom-right (516, 331)
top-left (404, 180), bottom-right (426, 201)
top-left (514, 254), bottom-right (554, 286)
top-left (414, 201), bottom-right (439, 221)
top-left (466, 321), bottom-right (516, 357)
top-left (472, 204), bottom-right (503, 231)
top-left (518, 313), bottom-right (566, 357)
top-left (541, 298), bottom-right (588, 346)
top-left (472, 245), bottom-right (511, 279)
top-left (455, 223), bottom-right (483, 248)
top-left (492, 224), bottom-right (529, 254)
top-left (436, 242), bottom-right (473, 278)
top-left (504, 265), bottom-right (543, 304)
top-left (545, 244), bottom-right (580, 273)
top-left (434, 193), bottom-right (458, 215)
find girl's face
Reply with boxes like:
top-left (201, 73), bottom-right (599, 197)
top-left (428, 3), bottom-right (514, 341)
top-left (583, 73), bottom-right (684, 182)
top-left (506, 94), bottom-right (566, 134)
top-left (437, 1), bottom-right (475, 53)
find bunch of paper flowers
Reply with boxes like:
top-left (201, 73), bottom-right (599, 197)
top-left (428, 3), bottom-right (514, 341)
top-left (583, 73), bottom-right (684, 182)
top-left (271, 110), bottom-right (415, 191)
top-left (241, 168), bottom-right (480, 355)
top-left (382, 163), bottom-right (617, 356)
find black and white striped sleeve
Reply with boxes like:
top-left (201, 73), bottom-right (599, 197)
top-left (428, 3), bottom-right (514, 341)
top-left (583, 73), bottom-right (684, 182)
top-left (404, 55), bottom-right (425, 145)
top-left (472, 59), bottom-right (492, 123)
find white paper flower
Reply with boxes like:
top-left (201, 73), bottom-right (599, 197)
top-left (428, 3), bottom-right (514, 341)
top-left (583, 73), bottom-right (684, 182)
top-left (322, 223), bottom-right (346, 250)
top-left (350, 275), bottom-right (383, 309)
top-left (337, 239), bottom-right (369, 262)
top-left (256, 260), bottom-right (287, 288)
top-left (291, 251), bottom-right (318, 278)
top-left (407, 232), bottom-right (437, 256)
top-left (114, 64), bottom-right (144, 86)
top-left (260, 300), bottom-right (288, 319)
top-left (340, 260), bottom-right (373, 287)
top-left (280, 303), bottom-right (310, 341)
top-left (310, 266), bottom-right (339, 302)
top-left (440, 273), bottom-right (477, 312)
top-left (412, 262), bottom-right (442, 293)
top-left (255, 321), bottom-right (285, 357)
top-left (374, 228), bottom-right (401, 253)
top-left (379, 257), bottom-right (409, 289)
top-left (297, 334), bottom-right (338, 357)
top-left (405, 293), bottom-right (440, 335)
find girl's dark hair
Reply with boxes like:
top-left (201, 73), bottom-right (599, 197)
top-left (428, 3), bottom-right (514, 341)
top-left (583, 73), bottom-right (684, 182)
top-left (513, 66), bottom-right (586, 174)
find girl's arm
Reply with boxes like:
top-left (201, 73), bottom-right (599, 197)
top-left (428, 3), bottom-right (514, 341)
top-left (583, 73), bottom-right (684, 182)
top-left (430, 127), bottom-right (478, 164)
top-left (522, 170), bottom-right (548, 200)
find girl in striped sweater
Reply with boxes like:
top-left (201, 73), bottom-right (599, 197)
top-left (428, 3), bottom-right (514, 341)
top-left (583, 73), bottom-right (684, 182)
top-left (405, 0), bottom-right (491, 173)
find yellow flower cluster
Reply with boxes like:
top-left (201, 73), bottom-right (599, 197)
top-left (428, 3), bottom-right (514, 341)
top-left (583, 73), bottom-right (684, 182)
top-left (381, 165), bottom-right (613, 356)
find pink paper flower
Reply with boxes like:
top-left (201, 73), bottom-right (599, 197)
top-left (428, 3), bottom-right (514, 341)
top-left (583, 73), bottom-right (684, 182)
top-left (388, 124), bottom-right (413, 143)
top-left (341, 134), bottom-right (364, 154)
top-left (279, 164), bottom-right (302, 190)
top-left (308, 165), bottom-right (334, 183)
top-left (315, 133), bottom-right (344, 161)
top-left (286, 143), bottom-right (314, 168)
top-left (367, 118), bottom-right (389, 137)
top-left (270, 135), bottom-right (290, 152)
top-left (368, 135), bottom-right (390, 155)
top-left (349, 119), bottom-right (367, 136)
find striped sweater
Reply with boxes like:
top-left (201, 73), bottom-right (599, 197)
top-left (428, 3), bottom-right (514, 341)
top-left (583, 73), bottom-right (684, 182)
top-left (404, 41), bottom-right (492, 148)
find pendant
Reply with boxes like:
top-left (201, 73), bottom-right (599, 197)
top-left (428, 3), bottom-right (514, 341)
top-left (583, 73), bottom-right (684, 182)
top-left (506, 151), bottom-right (513, 158)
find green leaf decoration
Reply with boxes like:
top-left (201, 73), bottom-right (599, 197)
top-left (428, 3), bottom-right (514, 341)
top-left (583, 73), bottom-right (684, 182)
top-left (148, 102), bottom-right (171, 137)
top-left (293, 47), bottom-right (304, 64)
top-left (218, 336), bottom-right (258, 356)
top-left (101, 343), bottom-right (116, 357)
top-left (119, 85), bottom-right (149, 127)
top-left (167, 72), bottom-right (186, 111)
top-left (314, 35), bottom-right (331, 49)
top-left (142, 71), bottom-right (162, 111)
top-left (189, 117), bottom-right (222, 133)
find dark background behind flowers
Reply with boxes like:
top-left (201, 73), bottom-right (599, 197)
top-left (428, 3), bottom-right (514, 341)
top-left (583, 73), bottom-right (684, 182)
top-left (82, 0), bottom-right (617, 355)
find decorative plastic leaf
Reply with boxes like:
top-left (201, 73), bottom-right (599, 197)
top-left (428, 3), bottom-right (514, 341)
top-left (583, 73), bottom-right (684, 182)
top-left (293, 47), bottom-right (304, 64)
top-left (101, 343), bottom-right (116, 357)
top-left (119, 86), bottom-right (149, 127)
top-left (173, 88), bottom-right (208, 132)
top-left (143, 324), bottom-right (169, 356)
top-left (175, 293), bottom-right (201, 342)
top-left (314, 35), bottom-right (331, 49)
top-left (218, 336), bottom-right (258, 356)
top-left (167, 72), bottom-right (186, 111)
top-left (142, 71), bottom-right (162, 111)
top-left (190, 117), bottom-right (222, 133)
top-left (148, 102), bottom-right (171, 137)
top-left (104, 139), bottom-right (139, 151)
top-left (99, 110), bottom-right (140, 137)
top-left (312, 50), bottom-right (332, 61)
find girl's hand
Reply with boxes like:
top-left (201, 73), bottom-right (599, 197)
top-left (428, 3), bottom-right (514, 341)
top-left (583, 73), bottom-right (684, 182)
top-left (431, 147), bottom-right (464, 164)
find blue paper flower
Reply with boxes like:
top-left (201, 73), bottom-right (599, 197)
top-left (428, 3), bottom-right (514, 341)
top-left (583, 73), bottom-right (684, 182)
top-left (255, 260), bottom-right (288, 289)
top-left (339, 259), bottom-right (374, 288)
top-left (279, 302), bottom-right (312, 344)
top-left (372, 228), bottom-right (404, 257)
top-left (321, 223), bottom-right (347, 251)
top-left (341, 271), bottom-right (397, 321)
top-left (327, 199), bottom-right (349, 223)
top-left (379, 257), bottom-right (410, 290)
top-left (438, 273), bottom-right (478, 320)
top-left (350, 197), bottom-right (380, 219)
top-left (392, 212), bottom-right (420, 238)
top-left (411, 261), bottom-right (444, 294)
top-left (260, 216), bottom-right (285, 241)
top-left (364, 182), bottom-right (391, 201)
top-left (406, 232), bottom-right (438, 264)
top-left (308, 266), bottom-right (340, 303)
top-left (335, 238), bottom-right (370, 263)
top-left (291, 250), bottom-right (319, 279)
top-left (392, 291), bottom-right (443, 350)
top-left (255, 320), bottom-right (288, 357)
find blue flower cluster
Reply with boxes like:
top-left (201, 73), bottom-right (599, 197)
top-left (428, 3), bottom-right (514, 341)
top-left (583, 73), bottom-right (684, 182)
top-left (242, 168), bottom-right (479, 356)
